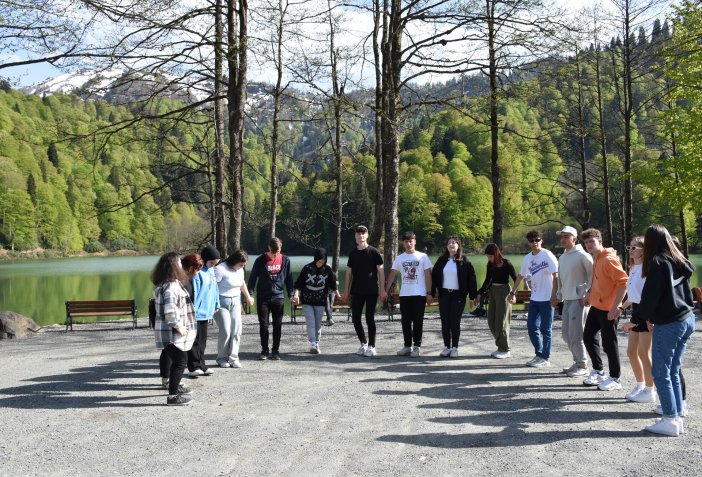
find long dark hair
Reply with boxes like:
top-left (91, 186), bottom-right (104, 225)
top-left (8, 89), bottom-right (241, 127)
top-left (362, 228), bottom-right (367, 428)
top-left (439, 236), bottom-right (463, 263)
top-left (642, 224), bottom-right (688, 277)
top-left (224, 250), bottom-right (248, 268)
top-left (151, 252), bottom-right (188, 285)
top-left (484, 243), bottom-right (508, 267)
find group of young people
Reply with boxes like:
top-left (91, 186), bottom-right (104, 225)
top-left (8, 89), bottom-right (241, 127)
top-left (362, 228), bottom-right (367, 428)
top-left (151, 223), bottom-right (696, 438)
top-left (486, 224), bottom-right (695, 437)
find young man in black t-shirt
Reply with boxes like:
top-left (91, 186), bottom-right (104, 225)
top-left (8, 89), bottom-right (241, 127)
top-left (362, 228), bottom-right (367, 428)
top-left (342, 225), bottom-right (387, 357)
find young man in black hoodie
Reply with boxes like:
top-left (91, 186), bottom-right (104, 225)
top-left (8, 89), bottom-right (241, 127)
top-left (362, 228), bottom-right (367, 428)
top-left (247, 237), bottom-right (294, 360)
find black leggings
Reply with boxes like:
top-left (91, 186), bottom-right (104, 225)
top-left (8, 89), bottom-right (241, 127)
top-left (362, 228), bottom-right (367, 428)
top-left (438, 291), bottom-right (466, 348)
top-left (187, 320), bottom-right (209, 371)
top-left (160, 343), bottom-right (187, 395)
top-left (351, 294), bottom-right (378, 347)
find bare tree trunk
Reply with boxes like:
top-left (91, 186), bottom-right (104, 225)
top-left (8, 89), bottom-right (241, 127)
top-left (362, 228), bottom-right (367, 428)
top-left (622, 8), bottom-right (634, 251)
top-left (369, 0), bottom-right (385, 249)
top-left (227, 0), bottom-right (247, 252)
top-left (327, 0), bottom-right (343, 273)
top-left (575, 50), bottom-right (591, 229)
top-left (381, 0), bottom-right (401, 272)
top-left (487, 0), bottom-right (503, 247)
top-left (594, 43), bottom-right (613, 245)
top-left (214, 0), bottom-right (228, 254)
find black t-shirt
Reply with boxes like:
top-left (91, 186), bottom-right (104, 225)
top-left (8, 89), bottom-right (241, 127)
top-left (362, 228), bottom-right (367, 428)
top-left (347, 246), bottom-right (383, 295)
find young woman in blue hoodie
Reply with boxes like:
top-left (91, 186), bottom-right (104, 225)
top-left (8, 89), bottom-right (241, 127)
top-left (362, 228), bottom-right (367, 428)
top-left (187, 245), bottom-right (221, 377)
top-left (639, 224), bottom-right (695, 437)
top-left (292, 248), bottom-right (338, 354)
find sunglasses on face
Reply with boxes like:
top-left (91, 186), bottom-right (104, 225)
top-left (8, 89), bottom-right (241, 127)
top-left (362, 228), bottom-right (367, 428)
top-left (626, 245), bottom-right (642, 251)
top-left (528, 239), bottom-right (541, 243)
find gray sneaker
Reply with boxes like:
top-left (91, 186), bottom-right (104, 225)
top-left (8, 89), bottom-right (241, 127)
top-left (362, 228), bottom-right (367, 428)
top-left (167, 394), bottom-right (193, 406)
top-left (567, 366), bottom-right (589, 377)
top-left (410, 347), bottom-right (421, 358)
top-left (397, 346), bottom-right (412, 356)
top-left (562, 363), bottom-right (579, 374)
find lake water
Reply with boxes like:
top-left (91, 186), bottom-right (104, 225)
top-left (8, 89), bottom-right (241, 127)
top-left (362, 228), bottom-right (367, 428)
top-left (2, 254), bottom-right (702, 327)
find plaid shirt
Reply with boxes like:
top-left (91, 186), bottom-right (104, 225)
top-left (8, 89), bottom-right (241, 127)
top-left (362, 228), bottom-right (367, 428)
top-left (153, 280), bottom-right (196, 351)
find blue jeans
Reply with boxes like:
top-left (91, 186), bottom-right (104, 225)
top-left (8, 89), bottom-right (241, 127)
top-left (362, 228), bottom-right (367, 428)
top-left (527, 300), bottom-right (554, 360)
top-left (652, 314), bottom-right (695, 417)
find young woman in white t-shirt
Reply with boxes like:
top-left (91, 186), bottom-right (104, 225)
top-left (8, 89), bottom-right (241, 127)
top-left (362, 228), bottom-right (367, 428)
top-left (214, 250), bottom-right (254, 368)
top-left (621, 236), bottom-right (656, 403)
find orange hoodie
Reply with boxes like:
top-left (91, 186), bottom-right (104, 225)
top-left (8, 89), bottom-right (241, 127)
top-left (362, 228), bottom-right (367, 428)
top-left (589, 247), bottom-right (628, 311)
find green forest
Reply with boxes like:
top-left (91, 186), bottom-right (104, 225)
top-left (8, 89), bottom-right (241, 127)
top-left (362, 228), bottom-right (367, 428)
top-left (1, 1), bottom-right (702, 260)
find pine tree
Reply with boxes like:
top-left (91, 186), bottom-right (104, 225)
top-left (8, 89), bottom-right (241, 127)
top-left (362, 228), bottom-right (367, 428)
top-left (27, 173), bottom-right (37, 205)
top-left (47, 142), bottom-right (59, 167)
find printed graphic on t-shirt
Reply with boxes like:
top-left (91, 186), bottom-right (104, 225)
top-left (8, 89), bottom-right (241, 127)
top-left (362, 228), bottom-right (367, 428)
top-left (527, 259), bottom-right (550, 277)
top-left (306, 273), bottom-right (327, 291)
top-left (402, 260), bottom-right (420, 284)
top-left (266, 255), bottom-right (282, 275)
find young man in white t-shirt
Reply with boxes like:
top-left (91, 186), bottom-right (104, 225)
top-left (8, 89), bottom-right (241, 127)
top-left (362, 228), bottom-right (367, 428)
top-left (385, 231), bottom-right (433, 358)
top-left (509, 230), bottom-right (558, 368)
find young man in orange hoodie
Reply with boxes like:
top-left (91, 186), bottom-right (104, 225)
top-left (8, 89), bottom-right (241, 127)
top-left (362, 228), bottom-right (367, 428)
top-left (581, 228), bottom-right (629, 390)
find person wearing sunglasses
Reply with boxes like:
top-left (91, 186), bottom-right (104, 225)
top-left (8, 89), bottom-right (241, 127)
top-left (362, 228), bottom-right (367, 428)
top-left (509, 230), bottom-right (559, 368)
top-left (620, 236), bottom-right (656, 404)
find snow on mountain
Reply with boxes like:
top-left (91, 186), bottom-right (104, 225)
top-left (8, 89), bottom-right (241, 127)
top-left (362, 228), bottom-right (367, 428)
top-left (21, 69), bottom-right (124, 97)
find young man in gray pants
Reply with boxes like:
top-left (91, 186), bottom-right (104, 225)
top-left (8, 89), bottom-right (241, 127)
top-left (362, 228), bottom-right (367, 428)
top-left (551, 226), bottom-right (593, 377)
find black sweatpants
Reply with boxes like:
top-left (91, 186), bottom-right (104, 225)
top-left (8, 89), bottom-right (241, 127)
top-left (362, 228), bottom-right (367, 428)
top-left (187, 320), bottom-right (209, 371)
top-left (400, 295), bottom-right (426, 347)
top-left (257, 298), bottom-right (285, 352)
top-left (583, 306), bottom-right (621, 379)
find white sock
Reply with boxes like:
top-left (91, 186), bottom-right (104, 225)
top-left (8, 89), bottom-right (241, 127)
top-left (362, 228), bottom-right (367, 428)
top-left (635, 381), bottom-right (645, 391)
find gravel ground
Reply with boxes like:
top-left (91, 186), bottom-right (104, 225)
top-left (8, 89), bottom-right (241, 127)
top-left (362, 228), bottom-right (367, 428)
top-left (1, 309), bottom-right (700, 476)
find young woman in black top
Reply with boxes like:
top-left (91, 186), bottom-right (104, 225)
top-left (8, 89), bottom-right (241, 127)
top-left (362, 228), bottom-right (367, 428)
top-left (477, 243), bottom-right (517, 359)
top-left (431, 237), bottom-right (477, 357)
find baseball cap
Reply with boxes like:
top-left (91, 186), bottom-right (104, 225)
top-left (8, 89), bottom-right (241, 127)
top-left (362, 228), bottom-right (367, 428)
top-left (556, 226), bottom-right (578, 237)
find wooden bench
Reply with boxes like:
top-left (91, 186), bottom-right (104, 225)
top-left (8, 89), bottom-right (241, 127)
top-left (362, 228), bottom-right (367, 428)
top-left (514, 290), bottom-right (531, 307)
top-left (290, 295), bottom-right (351, 324)
top-left (65, 299), bottom-right (137, 331)
top-left (387, 292), bottom-right (439, 322)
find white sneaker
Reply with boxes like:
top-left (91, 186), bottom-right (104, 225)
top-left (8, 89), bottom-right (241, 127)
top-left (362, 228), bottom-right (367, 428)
top-left (439, 347), bottom-right (451, 357)
top-left (229, 360), bottom-right (242, 368)
top-left (397, 346), bottom-right (412, 356)
top-left (583, 370), bottom-right (606, 386)
top-left (626, 385), bottom-right (645, 401)
top-left (677, 416), bottom-right (685, 434)
top-left (310, 342), bottom-right (320, 354)
top-left (630, 387), bottom-right (656, 403)
top-left (218, 361), bottom-right (231, 368)
top-left (598, 377), bottom-right (622, 391)
top-left (188, 369), bottom-right (205, 377)
top-left (364, 346), bottom-right (377, 357)
top-left (525, 355), bottom-right (539, 366)
top-left (567, 366), bottom-right (589, 377)
top-left (202, 368), bottom-right (215, 376)
top-left (449, 347), bottom-right (458, 358)
top-left (492, 351), bottom-right (511, 359)
top-left (531, 357), bottom-right (551, 368)
top-left (357, 344), bottom-right (368, 356)
top-left (645, 416), bottom-right (680, 437)
top-left (410, 347), bottom-right (421, 358)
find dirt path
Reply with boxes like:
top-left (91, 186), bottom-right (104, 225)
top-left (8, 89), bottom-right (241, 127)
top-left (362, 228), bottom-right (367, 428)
top-left (0, 310), bottom-right (699, 476)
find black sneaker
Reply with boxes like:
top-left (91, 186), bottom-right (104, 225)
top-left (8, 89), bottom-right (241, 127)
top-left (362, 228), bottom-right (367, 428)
top-left (177, 384), bottom-right (192, 395)
top-left (327, 318), bottom-right (335, 326)
top-left (259, 350), bottom-right (269, 360)
top-left (167, 394), bottom-right (193, 406)
top-left (271, 351), bottom-right (281, 360)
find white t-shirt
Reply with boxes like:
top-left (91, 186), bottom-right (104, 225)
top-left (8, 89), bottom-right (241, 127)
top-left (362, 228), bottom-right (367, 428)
top-left (392, 251), bottom-right (433, 297)
top-left (627, 263), bottom-right (645, 304)
top-left (519, 249), bottom-right (558, 302)
top-left (214, 263), bottom-right (245, 298)
top-left (442, 260), bottom-right (459, 290)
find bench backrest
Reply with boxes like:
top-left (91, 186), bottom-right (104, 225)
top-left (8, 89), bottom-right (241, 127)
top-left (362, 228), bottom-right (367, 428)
top-left (514, 290), bottom-right (531, 304)
top-left (66, 300), bottom-right (136, 316)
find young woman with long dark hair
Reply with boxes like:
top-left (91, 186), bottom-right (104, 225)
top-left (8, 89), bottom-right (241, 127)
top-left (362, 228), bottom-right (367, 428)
top-left (152, 252), bottom-right (197, 405)
top-left (638, 224), bottom-right (695, 436)
top-left (477, 243), bottom-right (516, 359)
top-left (431, 237), bottom-right (477, 358)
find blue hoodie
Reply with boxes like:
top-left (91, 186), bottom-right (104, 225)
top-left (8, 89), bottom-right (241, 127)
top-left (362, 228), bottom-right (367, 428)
top-left (193, 265), bottom-right (220, 321)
